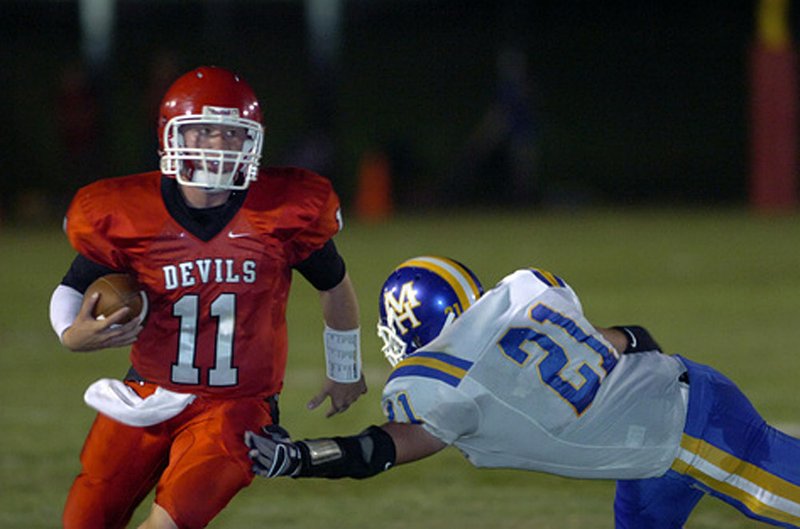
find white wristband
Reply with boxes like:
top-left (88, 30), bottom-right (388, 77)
top-left (324, 326), bottom-right (361, 383)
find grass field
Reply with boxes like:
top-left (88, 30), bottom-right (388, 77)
top-left (1, 207), bottom-right (799, 528)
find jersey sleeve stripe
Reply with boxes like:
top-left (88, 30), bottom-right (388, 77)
top-left (411, 351), bottom-right (474, 371)
top-left (394, 356), bottom-right (469, 378)
top-left (530, 268), bottom-right (565, 288)
top-left (388, 352), bottom-right (473, 387)
top-left (387, 364), bottom-right (463, 387)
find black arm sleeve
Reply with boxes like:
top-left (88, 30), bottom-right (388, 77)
top-left (292, 239), bottom-right (347, 291)
top-left (61, 254), bottom-right (118, 293)
top-left (612, 325), bottom-right (664, 354)
top-left (294, 425), bottom-right (397, 480)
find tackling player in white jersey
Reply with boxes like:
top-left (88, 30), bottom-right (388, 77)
top-left (246, 256), bottom-right (800, 528)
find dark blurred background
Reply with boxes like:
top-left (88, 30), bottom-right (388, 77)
top-left (1, 1), bottom-right (797, 223)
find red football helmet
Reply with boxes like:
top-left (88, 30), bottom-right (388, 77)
top-left (158, 66), bottom-right (264, 191)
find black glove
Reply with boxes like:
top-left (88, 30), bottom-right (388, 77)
top-left (245, 425), bottom-right (305, 478)
top-left (612, 325), bottom-right (663, 354)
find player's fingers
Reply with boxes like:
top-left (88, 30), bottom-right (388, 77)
top-left (102, 306), bottom-right (132, 326)
top-left (114, 314), bottom-right (143, 332)
top-left (325, 392), bottom-right (354, 416)
top-left (77, 293), bottom-right (100, 319)
top-left (109, 338), bottom-right (136, 348)
top-left (114, 322), bottom-right (143, 340)
top-left (306, 390), bottom-right (327, 410)
top-left (112, 326), bottom-right (142, 343)
top-left (100, 333), bottom-right (138, 349)
top-left (325, 402), bottom-right (351, 418)
top-left (98, 318), bottom-right (142, 346)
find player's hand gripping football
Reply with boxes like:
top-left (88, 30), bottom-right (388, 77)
top-left (61, 292), bottom-right (143, 352)
top-left (245, 425), bottom-right (304, 478)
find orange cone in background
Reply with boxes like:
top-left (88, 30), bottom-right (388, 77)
top-left (354, 150), bottom-right (393, 221)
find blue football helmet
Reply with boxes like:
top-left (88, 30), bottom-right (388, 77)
top-left (377, 256), bottom-right (484, 366)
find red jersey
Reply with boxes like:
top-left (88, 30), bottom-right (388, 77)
top-left (65, 169), bottom-right (342, 398)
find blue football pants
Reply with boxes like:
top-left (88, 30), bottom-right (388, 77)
top-left (614, 356), bottom-right (800, 528)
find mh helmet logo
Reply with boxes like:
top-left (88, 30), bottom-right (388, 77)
top-left (383, 281), bottom-right (422, 335)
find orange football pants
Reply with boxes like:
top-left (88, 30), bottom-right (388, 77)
top-left (62, 381), bottom-right (276, 529)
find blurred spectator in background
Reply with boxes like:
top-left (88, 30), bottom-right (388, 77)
top-left (55, 60), bottom-right (103, 210)
top-left (447, 47), bottom-right (540, 207)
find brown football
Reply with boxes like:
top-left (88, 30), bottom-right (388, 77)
top-left (85, 273), bottom-right (147, 324)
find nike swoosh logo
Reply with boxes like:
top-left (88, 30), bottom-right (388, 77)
top-left (623, 327), bottom-right (637, 348)
top-left (228, 231), bottom-right (250, 239)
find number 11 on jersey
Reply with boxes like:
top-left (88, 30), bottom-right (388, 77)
top-left (171, 293), bottom-right (238, 386)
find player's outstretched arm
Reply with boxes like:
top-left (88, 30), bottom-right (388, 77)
top-left (245, 422), bottom-right (446, 479)
top-left (381, 421), bottom-right (447, 464)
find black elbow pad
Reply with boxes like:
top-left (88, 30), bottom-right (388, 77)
top-left (296, 425), bottom-right (397, 480)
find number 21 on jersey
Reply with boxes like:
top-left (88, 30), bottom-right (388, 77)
top-left (497, 303), bottom-right (617, 415)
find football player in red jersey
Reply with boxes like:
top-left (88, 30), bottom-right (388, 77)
top-left (49, 66), bottom-right (367, 529)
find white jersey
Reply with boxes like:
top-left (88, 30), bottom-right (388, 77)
top-left (381, 269), bottom-right (689, 480)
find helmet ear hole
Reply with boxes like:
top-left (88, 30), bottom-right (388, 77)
top-left (377, 256), bottom-right (483, 366)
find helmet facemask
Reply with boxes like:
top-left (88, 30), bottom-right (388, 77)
top-left (376, 320), bottom-right (408, 367)
top-left (160, 105), bottom-right (263, 192)
top-left (377, 309), bottom-right (457, 367)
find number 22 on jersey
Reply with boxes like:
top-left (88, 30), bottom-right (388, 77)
top-left (497, 303), bottom-right (617, 415)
